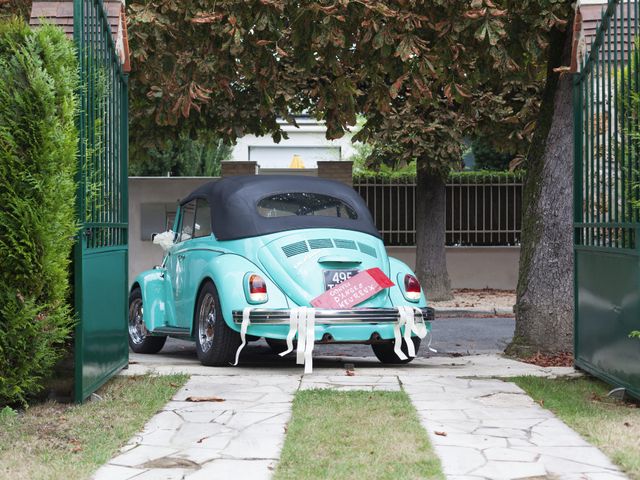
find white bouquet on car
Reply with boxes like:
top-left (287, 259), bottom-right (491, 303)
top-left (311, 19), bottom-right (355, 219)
top-left (153, 231), bottom-right (175, 251)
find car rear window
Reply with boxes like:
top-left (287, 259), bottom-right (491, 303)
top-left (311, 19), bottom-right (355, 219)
top-left (257, 193), bottom-right (358, 219)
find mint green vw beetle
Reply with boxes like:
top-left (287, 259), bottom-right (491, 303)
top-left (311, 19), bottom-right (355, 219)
top-left (128, 175), bottom-right (433, 366)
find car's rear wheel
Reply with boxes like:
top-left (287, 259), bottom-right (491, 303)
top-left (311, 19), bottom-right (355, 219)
top-left (128, 287), bottom-right (167, 354)
top-left (194, 281), bottom-right (241, 366)
top-left (371, 337), bottom-right (421, 364)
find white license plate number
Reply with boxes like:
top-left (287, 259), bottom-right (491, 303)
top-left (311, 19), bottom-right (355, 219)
top-left (323, 269), bottom-right (359, 290)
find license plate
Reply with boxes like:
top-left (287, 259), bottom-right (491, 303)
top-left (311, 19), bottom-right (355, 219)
top-left (323, 269), bottom-right (359, 290)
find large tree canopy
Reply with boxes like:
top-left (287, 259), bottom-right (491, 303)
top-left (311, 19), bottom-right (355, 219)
top-left (128, 0), bottom-right (568, 164)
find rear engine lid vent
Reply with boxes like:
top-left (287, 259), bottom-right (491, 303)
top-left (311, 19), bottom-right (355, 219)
top-left (308, 238), bottom-right (334, 250)
top-left (357, 242), bottom-right (377, 258)
top-left (333, 239), bottom-right (357, 250)
top-left (282, 240), bottom-right (309, 257)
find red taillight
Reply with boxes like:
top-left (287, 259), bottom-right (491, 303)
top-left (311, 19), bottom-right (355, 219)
top-left (404, 274), bottom-right (421, 301)
top-left (249, 274), bottom-right (268, 303)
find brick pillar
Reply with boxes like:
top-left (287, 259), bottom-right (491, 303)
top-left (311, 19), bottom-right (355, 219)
top-left (221, 161), bottom-right (258, 177)
top-left (317, 161), bottom-right (353, 186)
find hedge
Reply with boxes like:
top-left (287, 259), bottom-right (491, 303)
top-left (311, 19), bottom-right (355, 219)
top-left (0, 20), bottom-right (78, 406)
top-left (353, 169), bottom-right (526, 183)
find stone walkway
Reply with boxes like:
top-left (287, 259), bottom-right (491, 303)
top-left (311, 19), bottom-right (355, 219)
top-left (402, 376), bottom-right (627, 480)
top-left (94, 353), bottom-right (627, 480)
top-left (93, 376), bottom-right (298, 480)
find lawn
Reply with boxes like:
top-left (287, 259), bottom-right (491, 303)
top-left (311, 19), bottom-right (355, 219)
top-left (0, 374), bottom-right (187, 480)
top-left (275, 389), bottom-right (444, 480)
top-left (514, 376), bottom-right (640, 480)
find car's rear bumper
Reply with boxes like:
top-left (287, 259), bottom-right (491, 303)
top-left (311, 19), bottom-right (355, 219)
top-left (232, 307), bottom-right (435, 325)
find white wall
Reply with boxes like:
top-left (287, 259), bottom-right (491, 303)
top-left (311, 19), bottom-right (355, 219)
top-left (231, 118), bottom-right (358, 168)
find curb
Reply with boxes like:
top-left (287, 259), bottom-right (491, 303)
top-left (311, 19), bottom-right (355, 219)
top-left (433, 307), bottom-right (514, 318)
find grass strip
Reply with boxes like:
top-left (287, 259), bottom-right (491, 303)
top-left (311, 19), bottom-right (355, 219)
top-left (513, 376), bottom-right (640, 480)
top-left (0, 374), bottom-right (187, 480)
top-left (275, 389), bottom-right (444, 480)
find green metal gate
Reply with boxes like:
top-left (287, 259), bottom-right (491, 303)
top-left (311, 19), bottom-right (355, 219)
top-left (574, 0), bottom-right (640, 399)
top-left (73, 0), bottom-right (129, 402)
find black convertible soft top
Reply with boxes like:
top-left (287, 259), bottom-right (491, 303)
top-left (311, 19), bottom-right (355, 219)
top-left (180, 175), bottom-right (381, 241)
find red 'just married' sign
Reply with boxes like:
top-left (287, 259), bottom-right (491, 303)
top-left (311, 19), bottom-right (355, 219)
top-left (310, 268), bottom-right (395, 309)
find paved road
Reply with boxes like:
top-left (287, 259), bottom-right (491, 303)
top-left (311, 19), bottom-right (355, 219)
top-left (157, 316), bottom-right (515, 360)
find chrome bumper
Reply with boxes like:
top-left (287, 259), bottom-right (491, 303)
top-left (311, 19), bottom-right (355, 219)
top-left (232, 307), bottom-right (435, 325)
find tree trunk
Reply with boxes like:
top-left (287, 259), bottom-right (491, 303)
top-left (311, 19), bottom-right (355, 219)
top-left (415, 168), bottom-right (453, 301)
top-left (509, 19), bottom-right (574, 355)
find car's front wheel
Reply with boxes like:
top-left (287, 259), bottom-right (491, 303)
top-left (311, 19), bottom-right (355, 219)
top-left (194, 281), bottom-right (241, 366)
top-left (371, 337), bottom-right (421, 364)
top-left (128, 287), bottom-right (167, 354)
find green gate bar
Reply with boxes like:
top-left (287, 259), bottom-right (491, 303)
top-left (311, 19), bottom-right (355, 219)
top-left (574, 0), bottom-right (640, 399)
top-left (73, 0), bottom-right (129, 403)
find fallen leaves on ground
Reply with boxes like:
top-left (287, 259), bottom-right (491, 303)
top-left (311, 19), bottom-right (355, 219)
top-left (434, 431), bottom-right (447, 436)
top-left (429, 288), bottom-right (515, 310)
top-left (185, 396), bottom-right (225, 402)
top-left (521, 351), bottom-right (574, 367)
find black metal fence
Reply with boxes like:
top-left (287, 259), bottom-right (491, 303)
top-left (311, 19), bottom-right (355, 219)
top-left (353, 173), bottom-right (523, 247)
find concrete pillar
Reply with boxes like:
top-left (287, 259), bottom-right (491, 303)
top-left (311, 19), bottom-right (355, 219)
top-left (221, 161), bottom-right (258, 177)
top-left (317, 161), bottom-right (353, 186)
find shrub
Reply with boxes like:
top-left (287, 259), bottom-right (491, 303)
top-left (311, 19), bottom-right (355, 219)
top-left (129, 131), bottom-right (232, 176)
top-left (471, 136), bottom-right (513, 171)
top-left (0, 19), bottom-right (78, 406)
top-left (353, 169), bottom-right (525, 183)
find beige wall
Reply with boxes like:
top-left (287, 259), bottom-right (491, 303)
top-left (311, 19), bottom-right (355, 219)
top-left (387, 246), bottom-right (520, 291)
top-left (129, 177), bottom-right (520, 290)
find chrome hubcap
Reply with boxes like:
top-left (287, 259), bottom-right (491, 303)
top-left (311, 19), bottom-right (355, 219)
top-left (128, 298), bottom-right (146, 345)
top-left (198, 293), bottom-right (216, 353)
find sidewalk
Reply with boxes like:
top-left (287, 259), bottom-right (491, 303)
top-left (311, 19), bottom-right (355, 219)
top-left (92, 353), bottom-right (627, 480)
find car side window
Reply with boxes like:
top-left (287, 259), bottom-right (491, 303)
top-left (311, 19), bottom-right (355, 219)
top-left (193, 199), bottom-right (212, 239)
top-left (178, 201), bottom-right (196, 242)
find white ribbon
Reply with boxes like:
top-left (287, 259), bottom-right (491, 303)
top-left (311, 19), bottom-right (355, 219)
top-left (279, 308), bottom-right (300, 357)
top-left (296, 307), bottom-right (307, 365)
top-left (426, 328), bottom-right (437, 353)
top-left (393, 308), bottom-right (409, 361)
top-left (232, 307), bottom-right (252, 366)
top-left (279, 307), bottom-right (317, 373)
top-left (394, 306), bottom-right (430, 360)
top-left (303, 309), bottom-right (316, 374)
